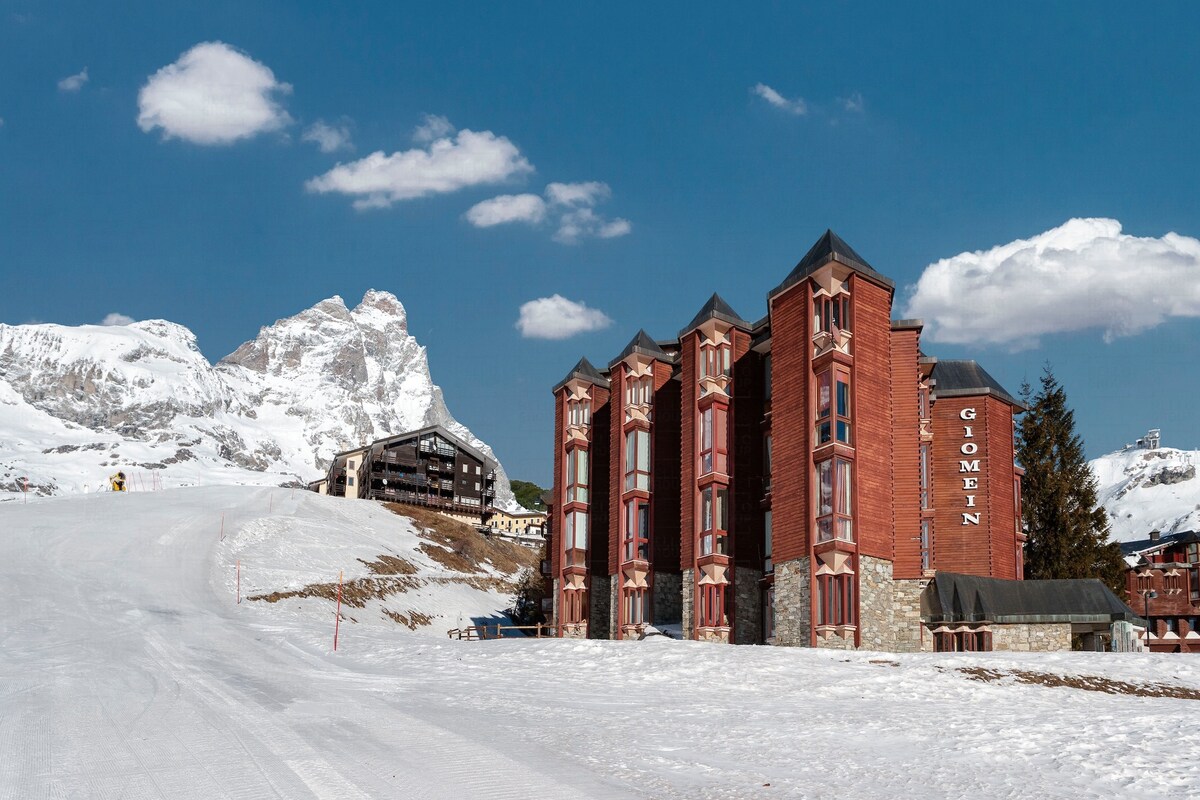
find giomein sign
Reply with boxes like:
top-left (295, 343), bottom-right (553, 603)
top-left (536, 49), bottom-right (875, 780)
top-left (958, 408), bottom-right (982, 526)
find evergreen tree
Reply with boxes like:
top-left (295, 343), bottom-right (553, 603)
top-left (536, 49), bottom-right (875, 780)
top-left (509, 479), bottom-right (547, 511)
top-left (1018, 365), bottom-right (1125, 593)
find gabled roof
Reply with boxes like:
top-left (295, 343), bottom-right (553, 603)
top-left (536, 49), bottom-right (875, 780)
top-left (365, 423), bottom-right (496, 469)
top-left (552, 356), bottom-right (610, 393)
top-left (770, 229), bottom-right (895, 299)
top-left (931, 359), bottom-right (1025, 409)
top-left (678, 293), bottom-right (751, 337)
top-left (1120, 530), bottom-right (1200, 557)
top-left (925, 572), bottom-right (1143, 626)
top-left (609, 329), bottom-right (674, 368)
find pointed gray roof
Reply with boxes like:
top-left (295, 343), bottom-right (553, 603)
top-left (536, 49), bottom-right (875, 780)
top-left (770, 229), bottom-right (895, 299)
top-left (678, 293), bottom-right (751, 337)
top-left (552, 356), bottom-right (610, 393)
top-left (609, 329), bottom-right (673, 368)
top-left (931, 359), bottom-right (1025, 409)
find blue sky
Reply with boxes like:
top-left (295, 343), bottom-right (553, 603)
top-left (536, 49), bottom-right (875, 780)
top-left (3, 3), bottom-right (1200, 485)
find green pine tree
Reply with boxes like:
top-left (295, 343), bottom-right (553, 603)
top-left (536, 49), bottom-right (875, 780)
top-left (1018, 365), bottom-right (1125, 594)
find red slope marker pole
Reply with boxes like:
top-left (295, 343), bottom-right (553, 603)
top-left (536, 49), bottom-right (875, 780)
top-left (220, 513), bottom-right (225, 542)
top-left (333, 569), bottom-right (344, 651)
top-left (237, 559), bottom-right (241, 604)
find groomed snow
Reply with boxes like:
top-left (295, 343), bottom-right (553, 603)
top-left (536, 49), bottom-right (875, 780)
top-left (3, 487), bottom-right (1199, 798)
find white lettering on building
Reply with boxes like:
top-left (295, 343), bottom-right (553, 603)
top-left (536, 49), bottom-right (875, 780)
top-left (960, 408), bottom-right (981, 525)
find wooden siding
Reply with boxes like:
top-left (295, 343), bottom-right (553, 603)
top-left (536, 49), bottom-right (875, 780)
top-left (852, 278), bottom-right (895, 561)
top-left (890, 327), bottom-right (923, 578)
top-left (769, 284), bottom-right (811, 564)
top-left (679, 336), bottom-right (697, 571)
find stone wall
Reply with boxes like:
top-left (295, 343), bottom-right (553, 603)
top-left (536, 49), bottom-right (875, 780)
top-left (551, 578), bottom-right (559, 630)
top-left (992, 623), bottom-right (1073, 652)
top-left (655, 571), bottom-right (683, 627)
top-left (773, 557), bottom-right (811, 646)
top-left (857, 555), bottom-right (895, 651)
top-left (893, 578), bottom-right (930, 652)
top-left (609, 576), bottom-right (619, 639)
top-left (589, 574), bottom-right (612, 640)
top-left (681, 568), bottom-right (694, 640)
top-left (734, 565), bottom-right (764, 644)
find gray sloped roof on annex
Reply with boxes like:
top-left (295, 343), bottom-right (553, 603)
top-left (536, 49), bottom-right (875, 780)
top-left (925, 572), bottom-right (1143, 626)
top-left (608, 329), bottom-right (675, 368)
top-left (363, 423), bottom-right (496, 469)
top-left (770, 229), bottom-right (896, 300)
top-left (931, 360), bottom-right (1025, 409)
top-left (1120, 530), bottom-right (1200, 558)
top-left (552, 356), bottom-right (610, 393)
top-left (678, 293), bottom-right (751, 338)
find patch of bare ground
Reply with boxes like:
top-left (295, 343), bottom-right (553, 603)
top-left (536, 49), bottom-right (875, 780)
top-left (382, 502), bottom-right (539, 577)
top-left (383, 609), bottom-right (434, 630)
top-left (959, 667), bottom-right (1200, 700)
top-left (248, 575), bottom-right (422, 608)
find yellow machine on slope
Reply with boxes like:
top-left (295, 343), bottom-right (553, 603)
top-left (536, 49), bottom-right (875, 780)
top-left (109, 471), bottom-right (127, 492)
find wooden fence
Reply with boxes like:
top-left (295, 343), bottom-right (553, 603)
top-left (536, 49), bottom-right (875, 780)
top-left (446, 623), bottom-right (561, 640)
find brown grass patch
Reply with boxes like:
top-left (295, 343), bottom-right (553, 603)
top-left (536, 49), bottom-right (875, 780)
top-left (383, 502), bottom-right (539, 577)
top-left (248, 575), bottom-right (421, 608)
top-left (959, 667), bottom-right (1200, 700)
top-left (358, 554), bottom-right (419, 575)
top-left (383, 609), bottom-right (434, 630)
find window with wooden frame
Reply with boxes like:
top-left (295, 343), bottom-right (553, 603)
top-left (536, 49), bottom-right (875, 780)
top-left (815, 366), bottom-right (851, 446)
top-left (813, 291), bottom-right (851, 335)
top-left (624, 429), bottom-right (651, 491)
top-left (1188, 543), bottom-right (1200, 564)
top-left (563, 589), bottom-right (587, 624)
top-left (699, 583), bottom-right (726, 627)
top-left (698, 405), bottom-right (728, 476)
top-left (699, 338), bottom-right (732, 381)
top-left (564, 510), bottom-right (587, 552)
top-left (1191, 569), bottom-right (1199, 601)
top-left (920, 518), bottom-right (932, 572)
top-left (565, 446), bottom-right (588, 504)
top-left (763, 434), bottom-right (773, 493)
top-left (623, 499), bottom-right (650, 562)
top-left (623, 588), bottom-right (649, 625)
top-left (567, 397), bottom-right (591, 427)
top-left (699, 485), bottom-right (729, 556)
top-left (815, 457), bottom-right (853, 542)
top-left (626, 374), bottom-right (653, 407)
top-left (917, 385), bottom-right (930, 419)
top-left (764, 510), bottom-right (773, 573)
top-left (816, 573), bottom-right (856, 626)
top-left (919, 443), bottom-right (931, 510)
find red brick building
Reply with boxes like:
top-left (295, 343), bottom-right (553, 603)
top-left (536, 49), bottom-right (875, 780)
top-left (548, 230), bottom-right (1133, 651)
top-left (1122, 530), bottom-right (1200, 652)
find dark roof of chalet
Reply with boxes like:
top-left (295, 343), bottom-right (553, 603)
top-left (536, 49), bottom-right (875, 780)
top-left (770, 229), bottom-right (895, 300)
top-left (925, 572), bottom-right (1143, 626)
top-left (552, 356), bottom-right (610, 393)
top-left (609, 329), bottom-right (675, 368)
top-left (678, 293), bottom-right (751, 337)
top-left (931, 359), bottom-right (1025, 409)
top-left (1120, 530), bottom-right (1200, 557)
top-left (342, 423), bottom-right (495, 468)
top-left (891, 318), bottom-right (923, 331)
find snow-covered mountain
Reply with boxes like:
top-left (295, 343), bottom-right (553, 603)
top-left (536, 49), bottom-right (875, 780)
top-left (1091, 442), bottom-right (1200, 542)
top-left (0, 290), bottom-right (519, 507)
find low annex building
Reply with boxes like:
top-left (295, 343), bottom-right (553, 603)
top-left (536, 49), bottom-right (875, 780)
top-left (312, 424), bottom-right (498, 526)
top-left (1122, 529), bottom-right (1200, 652)
top-left (547, 230), bottom-right (1138, 651)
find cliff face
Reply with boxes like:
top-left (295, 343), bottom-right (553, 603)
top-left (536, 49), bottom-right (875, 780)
top-left (1092, 445), bottom-right (1200, 542)
top-left (0, 290), bottom-right (517, 508)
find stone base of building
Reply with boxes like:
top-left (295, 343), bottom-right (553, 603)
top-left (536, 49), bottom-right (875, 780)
top-left (589, 574), bottom-right (611, 639)
top-left (991, 622), bottom-right (1072, 652)
top-left (608, 576), bottom-right (619, 639)
top-left (561, 622), bottom-right (588, 639)
top-left (734, 565), bottom-right (764, 644)
top-left (773, 557), bottom-right (811, 646)
top-left (654, 571), bottom-right (683, 627)
top-left (696, 627), bottom-right (730, 643)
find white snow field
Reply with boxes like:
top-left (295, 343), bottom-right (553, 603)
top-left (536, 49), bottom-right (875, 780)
top-left (3, 488), bottom-right (1200, 799)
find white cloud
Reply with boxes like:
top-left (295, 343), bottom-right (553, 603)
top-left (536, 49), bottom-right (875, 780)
top-left (903, 218), bottom-right (1200, 350)
top-left (302, 119), bottom-right (353, 153)
top-left (137, 42), bottom-right (293, 145)
top-left (305, 127), bottom-right (533, 210)
top-left (57, 67), bottom-right (88, 93)
top-left (752, 83), bottom-right (807, 115)
top-left (546, 181), bottom-right (610, 207)
top-left (515, 295), bottom-right (613, 339)
top-left (413, 114), bottom-right (454, 144)
top-left (554, 208), bottom-right (631, 244)
top-left (841, 92), bottom-right (865, 113)
top-left (100, 312), bottom-right (134, 326)
top-left (464, 193), bottom-right (546, 227)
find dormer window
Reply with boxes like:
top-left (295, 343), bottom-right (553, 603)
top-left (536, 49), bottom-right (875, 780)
top-left (815, 366), bottom-right (852, 446)
top-left (626, 375), bottom-right (653, 407)
top-left (699, 340), bottom-right (731, 379)
top-left (814, 291), bottom-right (851, 335)
top-left (567, 398), bottom-right (591, 427)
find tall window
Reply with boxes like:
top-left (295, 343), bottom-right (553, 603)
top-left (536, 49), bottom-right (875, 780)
top-left (815, 366), bottom-right (852, 445)
top-left (700, 406), bottom-right (713, 474)
top-left (623, 588), bottom-right (649, 625)
top-left (698, 406), bottom-right (728, 476)
top-left (699, 583), bottom-right (726, 627)
top-left (919, 443), bottom-right (931, 509)
top-left (565, 510), bottom-right (588, 551)
top-left (764, 510), bottom-right (773, 573)
top-left (917, 386), bottom-right (930, 419)
top-left (626, 375), bottom-right (653, 407)
top-left (567, 398), bottom-right (591, 427)
top-left (699, 485), bottom-right (728, 556)
top-left (763, 353), bottom-right (772, 401)
top-left (563, 589), bottom-right (587, 624)
top-left (816, 574), bottom-right (855, 626)
top-left (763, 434), bottom-right (773, 493)
top-left (816, 457), bottom-right (853, 542)
top-left (624, 429), bottom-right (651, 491)
top-left (566, 447), bottom-right (588, 503)
top-left (920, 518), bottom-right (932, 571)
top-left (624, 499), bottom-right (649, 561)
top-left (814, 292), bottom-right (851, 335)
top-left (699, 340), bottom-right (731, 380)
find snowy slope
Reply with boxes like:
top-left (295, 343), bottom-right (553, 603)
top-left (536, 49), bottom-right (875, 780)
top-left (1091, 445), bottom-right (1200, 542)
top-left (0, 290), bottom-right (519, 508)
top-left (3, 488), bottom-right (1200, 799)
